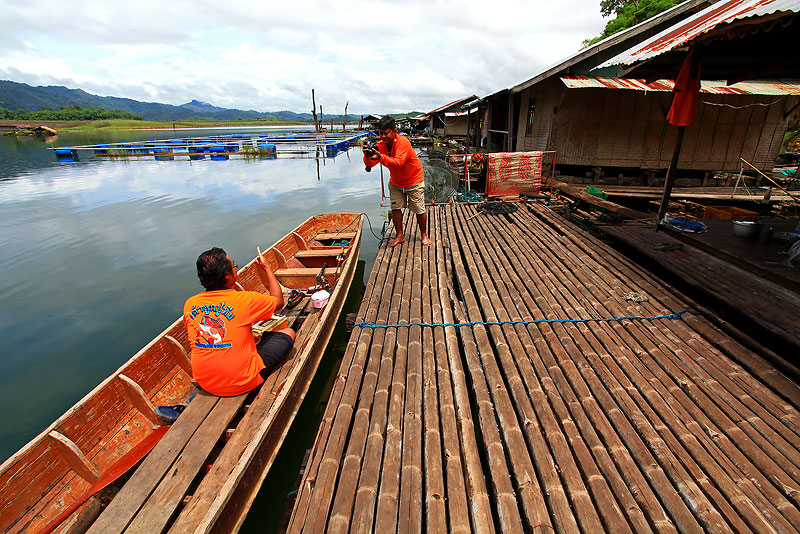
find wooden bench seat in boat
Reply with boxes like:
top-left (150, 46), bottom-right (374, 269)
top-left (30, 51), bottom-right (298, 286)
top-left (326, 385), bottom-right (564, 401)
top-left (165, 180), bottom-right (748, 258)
top-left (86, 300), bottom-right (315, 534)
top-left (276, 267), bottom-right (340, 277)
top-left (311, 231), bottom-right (356, 241)
top-left (294, 248), bottom-right (345, 259)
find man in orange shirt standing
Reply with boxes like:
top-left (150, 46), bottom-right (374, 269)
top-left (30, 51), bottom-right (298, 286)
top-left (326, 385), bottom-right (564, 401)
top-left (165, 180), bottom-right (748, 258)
top-left (183, 247), bottom-right (296, 397)
top-left (364, 115), bottom-right (431, 247)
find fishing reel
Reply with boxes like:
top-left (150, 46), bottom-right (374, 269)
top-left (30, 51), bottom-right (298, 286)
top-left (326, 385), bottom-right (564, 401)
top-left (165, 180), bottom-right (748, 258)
top-left (306, 262), bottom-right (331, 294)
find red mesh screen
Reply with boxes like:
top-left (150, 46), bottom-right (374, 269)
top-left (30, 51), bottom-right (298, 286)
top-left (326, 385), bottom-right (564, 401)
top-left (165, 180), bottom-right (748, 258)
top-left (486, 151), bottom-right (543, 197)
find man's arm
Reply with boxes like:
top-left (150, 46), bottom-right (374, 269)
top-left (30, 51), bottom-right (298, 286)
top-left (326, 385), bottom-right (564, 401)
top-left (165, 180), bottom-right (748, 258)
top-left (255, 247), bottom-right (285, 310)
top-left (377, 136), bottom-right (413, 169)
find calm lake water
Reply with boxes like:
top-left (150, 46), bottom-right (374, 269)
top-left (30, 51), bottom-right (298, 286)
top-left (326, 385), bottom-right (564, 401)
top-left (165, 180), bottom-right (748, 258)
top-left (0, 125), bottom-right (457, 532)
top-left (0, 126), bottom-right (369, 458)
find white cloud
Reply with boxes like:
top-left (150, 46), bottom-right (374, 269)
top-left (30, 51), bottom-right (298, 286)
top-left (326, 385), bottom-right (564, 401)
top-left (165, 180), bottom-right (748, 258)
top-left (0, 0), bottom-right (608, 114)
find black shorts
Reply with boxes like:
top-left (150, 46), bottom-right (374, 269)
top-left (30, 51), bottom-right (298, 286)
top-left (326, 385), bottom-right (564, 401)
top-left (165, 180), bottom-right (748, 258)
top-left (256, 331), bottom-right (294, 379)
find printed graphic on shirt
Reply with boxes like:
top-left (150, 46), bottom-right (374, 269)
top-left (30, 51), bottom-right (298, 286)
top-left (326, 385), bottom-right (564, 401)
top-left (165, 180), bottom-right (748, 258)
top-left (194, 315), bottom-right (232, 349)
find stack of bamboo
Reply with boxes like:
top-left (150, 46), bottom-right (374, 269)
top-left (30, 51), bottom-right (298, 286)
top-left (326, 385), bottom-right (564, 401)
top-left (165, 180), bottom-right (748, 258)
top-left (288, 203), bottom-right (800, 533)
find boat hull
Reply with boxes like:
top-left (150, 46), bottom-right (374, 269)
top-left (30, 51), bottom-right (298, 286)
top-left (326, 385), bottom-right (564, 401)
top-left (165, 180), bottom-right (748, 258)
top-left (0, 213), bottom-right (363, 534)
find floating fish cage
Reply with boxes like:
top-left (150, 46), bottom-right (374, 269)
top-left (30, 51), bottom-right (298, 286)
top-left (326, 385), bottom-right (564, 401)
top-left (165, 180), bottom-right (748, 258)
top-left (50, 132), bottom-right (370, 163)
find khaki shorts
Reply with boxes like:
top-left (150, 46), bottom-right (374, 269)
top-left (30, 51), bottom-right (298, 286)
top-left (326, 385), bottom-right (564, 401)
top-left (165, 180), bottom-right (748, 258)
top-left (389, 181), bottom-right (425, 214)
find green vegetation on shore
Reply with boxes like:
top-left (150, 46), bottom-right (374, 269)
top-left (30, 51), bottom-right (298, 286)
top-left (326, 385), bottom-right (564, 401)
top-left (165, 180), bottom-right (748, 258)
top-left (1, 104), bottom-right (144, 122)
top-left (7, 117), bottom-right (304, 132)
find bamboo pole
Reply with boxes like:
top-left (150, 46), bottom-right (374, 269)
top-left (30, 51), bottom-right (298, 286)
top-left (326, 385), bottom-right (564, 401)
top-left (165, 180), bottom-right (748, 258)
top-left (452, 205), bottom-right (603, 532)
top-left (597, 227), bottom-right (800, 408)
top-left (433, 207), bottom-right (495, 534)
top-left (287, 237), bottom-right (396, 533)
top-left (423, 208), bottom-right (467, 533)
top-left (347, 234), bottom-right (414, 534)
top-left (398, 219), bottom-right (425, 533)
top-left (456, 205), bottom-right (648, 532)
top-left (374, 211), bottom-right (416, 532)
top-left (536, 207), bottom-right (800, 432)
top-left (515, 205), bottom-right (800, 532)
top-left (443, 207), bottom-right (545, 533)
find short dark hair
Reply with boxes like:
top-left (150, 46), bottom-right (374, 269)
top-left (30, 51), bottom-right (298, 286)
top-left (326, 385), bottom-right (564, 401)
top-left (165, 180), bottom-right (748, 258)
top-left (377, 115), bottom-right (395, 131)
top-left (196, 247), bottom-right (232, 290)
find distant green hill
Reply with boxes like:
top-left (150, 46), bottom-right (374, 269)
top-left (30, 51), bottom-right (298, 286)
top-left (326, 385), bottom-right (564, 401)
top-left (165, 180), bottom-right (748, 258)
top-left (0, 80), bottom-right (362, 122)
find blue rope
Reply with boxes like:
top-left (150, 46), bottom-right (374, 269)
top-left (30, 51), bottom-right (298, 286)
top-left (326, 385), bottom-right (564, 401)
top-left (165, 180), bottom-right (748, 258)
top-left (355, 310), bottom-right (698, 329)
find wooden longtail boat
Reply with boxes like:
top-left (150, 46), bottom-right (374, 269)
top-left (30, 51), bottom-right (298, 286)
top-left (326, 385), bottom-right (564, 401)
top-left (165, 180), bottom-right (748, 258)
top-left (0, 213), bottom-right (364, 534)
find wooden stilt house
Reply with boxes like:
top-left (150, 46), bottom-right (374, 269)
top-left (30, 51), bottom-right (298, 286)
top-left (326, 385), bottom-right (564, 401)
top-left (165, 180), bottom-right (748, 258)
top-left (479, 0), bottom-right (800, 178)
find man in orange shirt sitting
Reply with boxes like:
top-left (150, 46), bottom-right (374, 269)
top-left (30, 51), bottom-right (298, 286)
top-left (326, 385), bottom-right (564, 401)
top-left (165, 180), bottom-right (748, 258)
top-left (364, 115), bottom-right (431, 247)
top-left (183, 247), bottom-right (296, 397)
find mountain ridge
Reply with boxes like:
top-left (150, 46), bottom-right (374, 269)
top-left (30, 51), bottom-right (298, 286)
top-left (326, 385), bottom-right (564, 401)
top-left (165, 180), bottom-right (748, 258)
top-left (0, 80), bottom-right (351, 122)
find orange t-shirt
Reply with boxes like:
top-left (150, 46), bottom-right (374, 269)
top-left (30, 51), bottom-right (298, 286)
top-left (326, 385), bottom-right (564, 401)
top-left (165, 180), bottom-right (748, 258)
top-left (363, 134), bottom-right (424, 188)
top-left (183, 289), bottom-right (277, 396)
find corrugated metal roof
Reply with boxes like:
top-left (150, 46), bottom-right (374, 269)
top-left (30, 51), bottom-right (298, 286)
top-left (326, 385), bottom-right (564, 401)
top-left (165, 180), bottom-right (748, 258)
top-left (561, 75), bottom-right (800, 94)
top-left (427, 96), bottom-right (478, 115)
top-left (598, 0), bottom-right (800, 68)
top-left (510, 0), bottom-right (719, 93)
top-left (444, 107), bottom-right (480, 117)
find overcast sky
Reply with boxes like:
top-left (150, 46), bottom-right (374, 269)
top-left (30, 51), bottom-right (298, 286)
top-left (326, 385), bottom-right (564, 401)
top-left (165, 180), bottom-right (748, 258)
top-left (1, 0), bottom-right (609, 115)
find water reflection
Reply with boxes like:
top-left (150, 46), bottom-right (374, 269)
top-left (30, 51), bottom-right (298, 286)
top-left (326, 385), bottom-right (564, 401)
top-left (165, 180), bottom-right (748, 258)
top-left (0, 127), bottom-right (392, 461)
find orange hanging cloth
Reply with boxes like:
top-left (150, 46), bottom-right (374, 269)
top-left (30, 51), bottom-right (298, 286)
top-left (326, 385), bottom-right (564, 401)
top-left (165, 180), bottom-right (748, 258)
top-left (667, 48), bottom-right (701, 127)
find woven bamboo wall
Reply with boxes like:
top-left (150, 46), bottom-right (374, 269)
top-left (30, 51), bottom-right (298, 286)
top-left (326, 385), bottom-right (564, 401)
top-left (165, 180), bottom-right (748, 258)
top-left (515, 80), bottom-right (795, 172)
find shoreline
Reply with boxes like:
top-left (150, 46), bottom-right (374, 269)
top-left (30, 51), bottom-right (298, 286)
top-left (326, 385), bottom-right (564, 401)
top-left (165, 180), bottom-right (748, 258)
top-left (4, 118), bottom-right (314, 133)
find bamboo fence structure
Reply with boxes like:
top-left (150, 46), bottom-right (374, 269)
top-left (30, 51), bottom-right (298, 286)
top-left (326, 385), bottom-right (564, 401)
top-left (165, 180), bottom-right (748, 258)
top-left (287, 203), bottom-right (800, 533)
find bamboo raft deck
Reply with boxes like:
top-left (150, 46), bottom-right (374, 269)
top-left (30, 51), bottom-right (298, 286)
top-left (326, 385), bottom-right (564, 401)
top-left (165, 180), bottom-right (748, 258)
top-left (601, 223), bottom-right (800, 361)
top-left (286, 202), bottom-right (800, 534)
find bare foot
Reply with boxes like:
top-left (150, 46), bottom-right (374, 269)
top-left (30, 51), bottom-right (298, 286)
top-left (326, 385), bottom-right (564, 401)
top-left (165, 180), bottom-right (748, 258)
top-left (389, 235), bottom-right (405, 247)
top-left (421, 234), bottom-right (432, 246)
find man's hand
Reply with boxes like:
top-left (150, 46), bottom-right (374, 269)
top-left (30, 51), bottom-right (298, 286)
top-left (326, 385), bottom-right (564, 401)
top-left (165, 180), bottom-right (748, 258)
top-left (255, 246), bottom-right (285, 309)
top-left (363, 148), bottom-right (381, 161)
top-left (256, 246), bottom-right (270, 270)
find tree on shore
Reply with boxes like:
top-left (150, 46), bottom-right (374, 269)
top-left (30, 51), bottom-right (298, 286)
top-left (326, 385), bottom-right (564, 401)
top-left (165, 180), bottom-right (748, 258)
top-left (583, 0), bottom-right (682, 47)
top-left (0, 104), bottom-right (143, 121)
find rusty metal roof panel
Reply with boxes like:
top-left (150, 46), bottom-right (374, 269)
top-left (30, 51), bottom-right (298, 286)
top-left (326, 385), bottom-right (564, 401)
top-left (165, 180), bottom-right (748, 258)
top-left (427, 96), bottom-right (478, 115)
top-left (560, 75), bottom-right (800, 94)
top-left (598, 0), bottom-right (800, 68)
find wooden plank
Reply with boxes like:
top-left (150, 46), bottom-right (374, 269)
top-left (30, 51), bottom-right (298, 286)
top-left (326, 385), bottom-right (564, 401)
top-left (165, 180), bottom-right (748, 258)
top-left (123, 395), bottom-right (246, 534)
top-left (554, 182), bottom-right (651, 219)
top-left (85, 393), bottom-right (220, 534)
top-left (275, 267), bottom-right (331, 277)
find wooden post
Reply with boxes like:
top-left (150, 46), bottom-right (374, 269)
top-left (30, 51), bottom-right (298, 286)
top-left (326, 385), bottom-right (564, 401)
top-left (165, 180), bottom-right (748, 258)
top-left (319, 104), bottom-right (323, 133)
top-left (312, 90), bottom-right (319, 132)
top-left (506, 92), bottom-right (514, 152)
top-left (343, 101), bottom-right (348, 131)
top-left (656, 125), bottom-right (686, 231)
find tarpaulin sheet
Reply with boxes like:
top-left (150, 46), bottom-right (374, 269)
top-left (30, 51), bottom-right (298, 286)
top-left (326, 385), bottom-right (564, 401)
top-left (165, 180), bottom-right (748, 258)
top-left (486, 151), bottom-right (543, 197)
